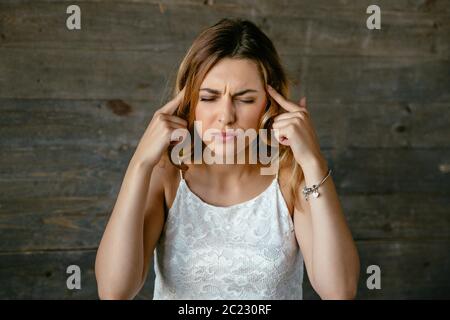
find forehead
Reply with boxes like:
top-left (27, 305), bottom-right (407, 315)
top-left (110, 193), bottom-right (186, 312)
top-left (200, 58), bottom-right (264, 88)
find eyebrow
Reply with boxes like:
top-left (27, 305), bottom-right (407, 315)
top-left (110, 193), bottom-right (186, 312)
top-left (199, 88), bottom-right (258, 97)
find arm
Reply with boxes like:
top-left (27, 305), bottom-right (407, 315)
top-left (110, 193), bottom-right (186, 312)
top-left (266, 85), bottom-right (360, 299)
top-left (94, 155), bottom-right (166, 300)
top-left (294, 155), bottom-right (360, 299)
top-left (94, 86), bottom-right (187, 299)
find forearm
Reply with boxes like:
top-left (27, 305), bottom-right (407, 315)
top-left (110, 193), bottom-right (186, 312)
top-left (302, 157), bottom-right (360, 299)
top-left (95, 156), bottom-right (154, 299)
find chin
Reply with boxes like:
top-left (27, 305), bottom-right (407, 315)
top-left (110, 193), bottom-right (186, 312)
top-left (203, 140), bottom-right (253, 164)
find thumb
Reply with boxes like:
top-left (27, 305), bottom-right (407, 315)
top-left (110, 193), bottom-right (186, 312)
top-left (160, 86), bottom-right (186, 115)
top-left (299, 96), bottom-right (307, 109)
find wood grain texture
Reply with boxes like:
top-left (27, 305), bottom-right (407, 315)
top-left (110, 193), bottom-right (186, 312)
top-left (0, 0), bottom-right (449, 299)
top-left (0, 1), bottom-right (448, 57)
top-left (0, 50), bottom-right (449, 102)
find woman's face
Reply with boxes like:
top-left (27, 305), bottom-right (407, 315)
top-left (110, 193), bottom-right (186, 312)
top-left (195, 58), bottom-right (268, 158)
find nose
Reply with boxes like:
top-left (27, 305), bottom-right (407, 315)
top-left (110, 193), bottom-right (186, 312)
top-left (218, 97), bottom-right (236, 125)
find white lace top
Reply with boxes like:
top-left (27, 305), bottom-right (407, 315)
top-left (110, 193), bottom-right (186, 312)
top-left (152, 169), bottom-right (304, 299)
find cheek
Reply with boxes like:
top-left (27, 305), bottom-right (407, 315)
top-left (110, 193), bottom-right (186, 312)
top-left (195, 104), bottom-right (208, 121)
top-left (195, 104), bottom-right (215, 128)
top-left (238, 101), bottom-right (266, 128)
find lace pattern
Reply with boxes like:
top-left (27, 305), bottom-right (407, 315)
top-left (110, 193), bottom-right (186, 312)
top-left (152, 174), bottom-right (304, 299)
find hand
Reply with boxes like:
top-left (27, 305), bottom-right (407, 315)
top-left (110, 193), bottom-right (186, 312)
top-left (267, 85), bottom-right (324, 167)
top-left (133, 87), bottom-right (188, 169)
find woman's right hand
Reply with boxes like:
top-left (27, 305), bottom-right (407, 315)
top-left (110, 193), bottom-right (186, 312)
top-left (133, 87), bottom-right (188, 169)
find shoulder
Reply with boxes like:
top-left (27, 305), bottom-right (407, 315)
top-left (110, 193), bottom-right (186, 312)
top-left (277, 163), bottom-right (295, 217)
top-left (153, 154), bottom-right (179, 185)
top-left (278, 162), bottom-right (307, 216)
top-left (151, 154), bottom-right (181, 210)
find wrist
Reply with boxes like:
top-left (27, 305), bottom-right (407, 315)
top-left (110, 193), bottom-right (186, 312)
top-left (301, 155), bottom-right (329, 185)
top-left (130, 153), bottom-right (157, 174)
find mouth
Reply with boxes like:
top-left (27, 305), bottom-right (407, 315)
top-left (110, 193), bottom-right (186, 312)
top-left (211, 131), bottom-right (237, 142)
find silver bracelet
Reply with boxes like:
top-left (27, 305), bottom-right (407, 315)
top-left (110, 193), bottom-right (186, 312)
top-left (302, 168), bottom-right (332, 201)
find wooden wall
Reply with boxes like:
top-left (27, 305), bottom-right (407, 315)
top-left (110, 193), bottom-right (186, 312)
top-left (0, 0), bottom-right (449, 299)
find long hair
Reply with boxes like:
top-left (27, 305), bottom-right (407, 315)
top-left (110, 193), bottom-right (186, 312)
top-left (165, 18), bottom-right (304, 209)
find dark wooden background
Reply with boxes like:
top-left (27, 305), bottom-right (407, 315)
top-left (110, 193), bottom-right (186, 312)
top-left (0, 0), bottom-right (449, 299)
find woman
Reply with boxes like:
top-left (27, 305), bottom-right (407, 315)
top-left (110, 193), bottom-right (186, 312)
top-left (95, 18), bottom-right (360, 300)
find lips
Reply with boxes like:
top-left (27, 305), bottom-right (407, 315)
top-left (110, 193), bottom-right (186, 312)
top-left (211, 130), bottom-right (237, 142)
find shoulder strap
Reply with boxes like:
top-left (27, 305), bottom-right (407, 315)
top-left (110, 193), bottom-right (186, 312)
top-left (275, 163), bottom-right (279, 181)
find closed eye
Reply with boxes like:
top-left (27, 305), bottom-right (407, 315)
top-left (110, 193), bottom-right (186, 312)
top-left (200, 97), bottom-right (255, 104)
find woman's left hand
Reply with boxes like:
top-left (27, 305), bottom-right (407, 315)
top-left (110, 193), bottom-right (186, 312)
top-left (267, 85), bottom-right (325, 168)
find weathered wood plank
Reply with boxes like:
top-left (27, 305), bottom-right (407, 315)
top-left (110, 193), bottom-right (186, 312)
top-left (0, 99), bottom-right (155, 148)
top-left (328, 147), bottom-right (450, 194)
top-left (268, 12), bottom-right (449, 57)
top-left (286, 56), bottom-right (450, 104)
top-left (0, 249), bottom-right (153, 299)
top-left (2, 0), bottom-right (449, 14)
top-left (0, 143), bottom-right (132, 200)
top-left (213, 0), bottom-right (450, 14)
top-left (344, 194), bottom-right (450, 240)
top-left (0, 48), bottom-right (181, 101)
top-left (314, 101), bottom-right (450, 149)
top-left (1, 240), bottom-right (448, 299)
top-left (304, 239), bottom-right (450, 299)
top-left (0, 197), bottom-right (111, 252)
top-left (0, 1), bottom-right (448, 57)
top-left (0, 48), bottom-right (448, 102)
top-left (0, 193), bottom-right (448, 252)
top-left (1, 99), bottom-right (449, 148)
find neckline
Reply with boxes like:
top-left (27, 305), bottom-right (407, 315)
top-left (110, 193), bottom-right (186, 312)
top-left (180, 175), bottom-right (278, 210)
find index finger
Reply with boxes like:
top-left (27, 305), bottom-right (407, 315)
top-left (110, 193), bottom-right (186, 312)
top-left (267, 85), bottom-right (300, 113)
top-left (159, 86), bottom-right (186, 115)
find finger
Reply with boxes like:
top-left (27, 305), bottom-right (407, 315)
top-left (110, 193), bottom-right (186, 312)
top-left (159, 86), bottom-right (186, 115)
top-left (272, 117), bottom-right (300, 129)
top-left (300, 96), bottom-right (307, 109)
top-left (169, 127), bottom-right (189, 143)
top-left (166, 121), bottom-right (187, 130)
top-left (273, 109), bottom-right (308, 122)
top-left (159, 114), bottom-right (188, 127)
top-left (272, 128), bottom-right (290, 146)
top-left (267, 85), bottom-right (300, 113)
top-left (167, 124), bottom-right (188, 141)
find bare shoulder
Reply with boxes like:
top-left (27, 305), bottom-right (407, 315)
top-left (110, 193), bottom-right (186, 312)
top-left (150, 154), bottom-right (181, 212)
top-left (277, 163), bottom-right (295, 218)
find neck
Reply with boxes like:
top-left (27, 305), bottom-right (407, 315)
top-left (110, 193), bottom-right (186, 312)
top-left (185, 144), bottom-right (276, 188)
top-left (201, 162), bottom-right (260, 184)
